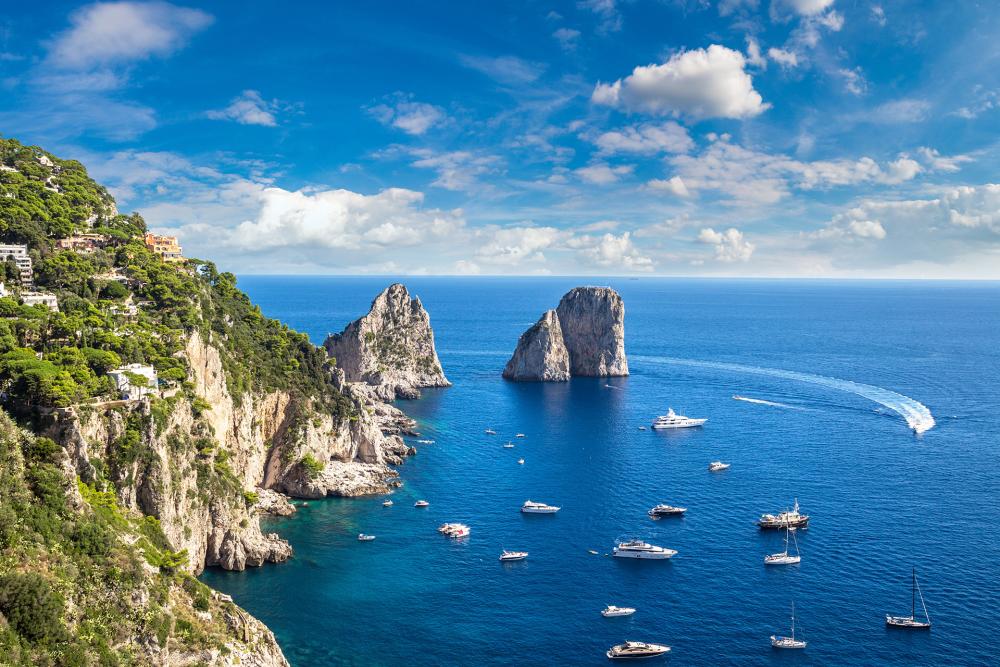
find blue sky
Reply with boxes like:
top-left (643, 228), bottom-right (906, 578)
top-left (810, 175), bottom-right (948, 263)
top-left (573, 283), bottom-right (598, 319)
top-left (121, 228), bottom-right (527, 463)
top-left (2, 1), bottom-right (1000, 277)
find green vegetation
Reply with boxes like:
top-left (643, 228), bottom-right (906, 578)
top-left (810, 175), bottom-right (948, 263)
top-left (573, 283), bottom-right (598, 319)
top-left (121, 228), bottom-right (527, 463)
top-left (300, 453), bottom-right (326, 478)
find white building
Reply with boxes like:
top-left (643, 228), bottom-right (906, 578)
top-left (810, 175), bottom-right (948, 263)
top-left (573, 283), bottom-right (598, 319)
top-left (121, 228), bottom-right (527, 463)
top-left (0, 244), bottom-right (33, 285)
top-left (0, 282), bottom-right (7, 298)
top-left (21, 291), bottom-right (59, 312)
top-left (108, 364), bottom-right (158, 401)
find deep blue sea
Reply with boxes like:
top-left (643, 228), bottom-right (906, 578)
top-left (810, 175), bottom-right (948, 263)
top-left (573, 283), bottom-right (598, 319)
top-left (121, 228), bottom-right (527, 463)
top-left (202, 277), bottom-right (1000, 666)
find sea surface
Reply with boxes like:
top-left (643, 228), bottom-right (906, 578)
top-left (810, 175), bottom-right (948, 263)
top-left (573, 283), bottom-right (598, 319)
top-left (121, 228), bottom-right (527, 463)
top-left (202, 277), bottom-right (1000, 666)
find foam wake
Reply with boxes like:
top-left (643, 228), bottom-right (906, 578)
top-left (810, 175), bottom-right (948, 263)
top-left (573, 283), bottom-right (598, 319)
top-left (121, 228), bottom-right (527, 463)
top-left (637, 356), bottom-right (935, 434)
top-left (732, 395), bottom-right (801, 410)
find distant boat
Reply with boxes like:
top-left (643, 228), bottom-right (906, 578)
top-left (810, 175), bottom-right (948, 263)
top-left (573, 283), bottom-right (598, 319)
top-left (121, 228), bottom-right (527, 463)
top-left (648, 504), bottom-right (687, 518)
top-left (886, 568), bottom-right (931, 629)
top-left (515, 433), bottom-right (526, 438)
top-left (612, 540), bottom-right (676, 560)
top-left (757, 499), bottom-right (809, 529)
top-left (503, 441), bottom-right (515, 448)
top-left (382, 499), bottom-right (393, 507)
top-left (416, 439), bottom-right (435, 444)
top-left (606, 641), bottom-right (670, 660)
top-left (414, 500), bottom-right (429, 507)
top-left (588, 549), bottom-right (599, 555)
top-left (499, 550), bottom-right (528, 562)
top-left (638, 426), bottom-right (647, 431)
top-left (437, 523), bottom-right (470, 538)
top-left (601, 605), bottom-right (636, 617)
top-left (521, 500), bottom-right (560, 514)
top-left (764, 524), bottom-right (801, 565)
top-left (708, 461), bottom-right (730, 472)
top-left (771, 602), bottom-right (807, 649)
top-left (652, 408), bottom-right (707, 429)
top-left (357, 533), bottom-right (376, 542)
top-left (517, 458), bottom-right (525, 465)
top-left (484, 428), bottom-right (497, 435)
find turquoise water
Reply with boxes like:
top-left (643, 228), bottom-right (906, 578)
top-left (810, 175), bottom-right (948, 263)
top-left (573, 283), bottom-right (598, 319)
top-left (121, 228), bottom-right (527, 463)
top-left (202, 277), bottom-right (1000, 666)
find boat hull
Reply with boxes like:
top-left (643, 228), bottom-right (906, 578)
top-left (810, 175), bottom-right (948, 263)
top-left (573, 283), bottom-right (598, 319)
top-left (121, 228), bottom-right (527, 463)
top-left (607, 644), bottom-right (671, 659)
top-left (770, 636), bottom-right (807, 649)
top-left (764, 555), bottom-right (801, 565)
top-left (885, 616), bottom-right (931, 629)
top-left (651, 420), bottom-right (707, 430)
top-left (613, 550), bottom-right (676, 559)
top-left (521, 507), bottom-right (559, 513)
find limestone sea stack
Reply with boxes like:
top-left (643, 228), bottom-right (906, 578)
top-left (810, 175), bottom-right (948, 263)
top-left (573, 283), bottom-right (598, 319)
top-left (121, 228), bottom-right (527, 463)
top-left (503, 286), bottom-right (628, 381)
top-left (324, 283), bottom-right (450, 400)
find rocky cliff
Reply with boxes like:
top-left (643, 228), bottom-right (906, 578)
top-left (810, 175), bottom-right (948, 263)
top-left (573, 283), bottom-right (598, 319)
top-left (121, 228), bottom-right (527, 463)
top-left (503, 287), bottom-right (628, 381)
top-left (324, 283), bottom-right (450, 400)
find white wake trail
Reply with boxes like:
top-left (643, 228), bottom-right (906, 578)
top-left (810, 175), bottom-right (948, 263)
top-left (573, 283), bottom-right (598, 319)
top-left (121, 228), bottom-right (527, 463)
top-left (637, 356), bottom-right (935, 434)
top-left (732, 395), bottom-right (801, 410)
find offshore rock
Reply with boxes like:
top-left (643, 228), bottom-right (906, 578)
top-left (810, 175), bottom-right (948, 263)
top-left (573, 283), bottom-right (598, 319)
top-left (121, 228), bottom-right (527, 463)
top-left (502, 310), bottom-right (570, 381)
top-left (503, 287), bottom-right (628, 381)
top-left (324, 283), bottom-right (450, 400)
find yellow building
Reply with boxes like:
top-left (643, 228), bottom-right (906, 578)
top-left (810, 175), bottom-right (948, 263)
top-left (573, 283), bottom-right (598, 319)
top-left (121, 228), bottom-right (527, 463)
top-left (144, 233), bottom-right (184, 263)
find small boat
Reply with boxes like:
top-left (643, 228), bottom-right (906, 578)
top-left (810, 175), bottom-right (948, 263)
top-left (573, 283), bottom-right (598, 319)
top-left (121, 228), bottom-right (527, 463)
top-left (503, 441), bottom-right (515, 448)
top-left (764, 524), bottom-right (801, 565)
top-left (416, 439), bottom-right (435, 444)
top-left (601, 605), bottom-right (636, 617)
top-left (708, 461), bottom-right (730, 472)
top-left (613, 540), bottom-right (677, 559)
top-left (515, 433), bottom-right (525, 438)
top-left (638, 426), bottom-right (647, 431)
top-left (521, 500), bottom-right (560, 513)
top-left (771, 602), bottom-right (807, 649)
top-left (757, 499), bottom-right (809, 529)
top-left (886, 568), bottom-right (931, 629)
top-left (484, 428), bottom-right (497, 435)
top-left (652, 408), bottom-right (707, 429)
top-left (437, 523), bottom-right (470, 538)
top-left (382, 500), bottom-right (393, 507)
top-left (499, 550), bottom-right (528, 562)
top-left (414, 500), bottom-right (429, 507)
top-left (588, 549), bottom-right (600, 555)
top-left (517, 458), bottom-right (525, 465)
top-left (607, 641), bottom-right (671, 660)
top-left (357, 533), bottom-right (376, 542)
top-left (648, 504), bottom-right (687, 518)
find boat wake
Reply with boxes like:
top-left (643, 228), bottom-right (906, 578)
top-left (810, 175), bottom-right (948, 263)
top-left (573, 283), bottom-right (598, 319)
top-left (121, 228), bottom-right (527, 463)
top-left (732, 395), bottom-right (801, 410)
top-left (636, 356), bottom-right (935, 434)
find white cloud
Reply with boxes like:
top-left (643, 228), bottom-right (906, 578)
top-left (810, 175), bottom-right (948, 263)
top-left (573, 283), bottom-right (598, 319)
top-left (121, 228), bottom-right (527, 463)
top-left (746, 37), bottom-right (766, 68)
top-left (838, 67), bottom-right (866, 95)
top-left (407, 149), bottom-right (502, 191)
top-left (476, 226), bottom-right (561, 265)
top-left (460, 54), bottom-right (546, 85)
top-left (916, 147), bottom-right (972, 173)
top-left (368, 95), bottom-right (445, 135)
top-left (553, 27), bottom-right (581, 51)
top-left (773, 0), bottom-right (836, 18)
top-left (575, 163), bottom-right (634, 184)
top-left (592, 121), bottom-right (693, 155)
top-left (46, 1), bottom-right (212, 69)
top-left (578, 0), bottom-right (622, 34)
top-left (647, 176), bottom-right (691, 197)
top-left (767, 47), bottom-right (799, 68)
top-left (577, 232), bottom-right (654, 271)
top-left (591, 45), bottom-right (769, 119)
top-left (719, 0), bottom-right (759, 17)
top-left (861, 98), bottom-right (931, 123)
top-left (698, 227), bottom-right (755, 262)
top-left (871, 5), bottom-right (887, 26)
top-left (847, 220), bottom-right (887, 239)
top-left (206, 90), bottom-right (283, 126)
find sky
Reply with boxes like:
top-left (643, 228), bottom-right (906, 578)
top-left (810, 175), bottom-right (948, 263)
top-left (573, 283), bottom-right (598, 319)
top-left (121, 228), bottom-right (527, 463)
top-left (2, 1), bottom-right (1000, 278)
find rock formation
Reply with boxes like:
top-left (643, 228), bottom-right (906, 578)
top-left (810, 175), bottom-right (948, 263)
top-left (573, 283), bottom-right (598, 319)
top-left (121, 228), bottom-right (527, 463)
top-left (324, 283), bottom-right (450, 400)
top-left (503, 286), bottom-right (628, 381)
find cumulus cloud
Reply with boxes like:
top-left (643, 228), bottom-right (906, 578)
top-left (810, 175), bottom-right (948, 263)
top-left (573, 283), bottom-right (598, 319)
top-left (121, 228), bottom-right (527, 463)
top-left (460, 54), bottom-right (546, 85)
top-left (46, 1), bottom-right (212, 69)
top-left (871, 5), bottom-right (887, 26)
top-left (368, 94), bottom-right (445, 135)
top-left (767, 47), bottom-right (799, 68)
top-left (916, 147), bottom-right (972, 172)
top-left (578, 0), bottom-right (622, 34)
top-left (592, 121), bottom-right (693, 155)
top-left (746, 37), bottom-right (766, 68)
top-left (476, 226), bottom-right (561, 265)
top-left (772, 0), bottom-right (836, 19)
top-left (553, 27), bottom-right (581, 51)
top-left (206, 90), bottom-right (284, 126)
top-left (591, 45), bottom-right (769, 119)
top-left (698, 227), bottom-right (755, 262)
top-left (576, 232), bottom-right (654, 271)
top-left (407, 148), bottom-right (502, 192)
top-left (838, 67), bottom-right (866, 95)
top-left (575, 163), bottom-right (634, 184)
top-left (647, 176), bottom-right (691, 197)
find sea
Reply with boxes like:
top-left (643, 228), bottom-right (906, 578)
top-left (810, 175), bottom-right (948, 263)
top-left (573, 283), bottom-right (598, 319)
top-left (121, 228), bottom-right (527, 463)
top-left (201, 277), bottom-right (1000, 666)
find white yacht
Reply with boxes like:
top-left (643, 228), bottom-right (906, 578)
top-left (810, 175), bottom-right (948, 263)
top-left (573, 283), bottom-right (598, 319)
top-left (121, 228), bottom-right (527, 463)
top-left (437, 523), bottom-right (470, 538)
top-left (515, 433), bottom-right (526, 438)
top-left (648, 504), bottom-right (687, 518)
top-left (414, 500), bottom-right (429, 507)
top-left (764, 525), bottom-right (801, 565)
top-left (357, 533), bottom-right (376, 542)
top-left (886, 568), bottom-right (931, 629)
top-left (757, 499), bottom-right (809, 529)
top-left (708, 461), bottom-right (730, 472)
top-left (652, 408), bottom-right (707, 430)
top-left (771, 603), bottom-right (807, 649)
top-left (517, 458), bottom-right (525, 465)
top-left (607, 641), bottom-right (671, 659)
top-left (613, 540), bottom-right (677, 559)
top-left (382, 499), bottom-right (393, 507)
top-left (601, 605), bottom-right (636, 617)
top-left (499, 550), bottom-right (528, 562)
top-left (521, 500), bottom-right (560, 514)
top-left (484, 428), bottom-right (497, 435)
top-left (503, 441), bottom-right (515, 448)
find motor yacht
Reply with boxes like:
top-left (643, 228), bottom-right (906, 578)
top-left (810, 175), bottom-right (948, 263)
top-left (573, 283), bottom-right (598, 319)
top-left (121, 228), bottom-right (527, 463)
top-left (708, 461), bottom-right (730, 472)
top-left (517, 458), bottom-right (525, 465)
top-left (771, 603), bottom-right (807, 649)
top-left (601, 605), bottom-right (636, 617)
top-left (648, 504), bottom-right (687, 518)
top-left (437, 523), bottom-right (470, 538)
top-left (499, 550), bottom-right (528, 562)
top-left (651, 408), bottom-right (707, 430)
top-left (357, 533), bottom-right (376, 542)
top-left (886, 568), bottom-right (931, 629)
top-left (606, 641), bottom-right (671, 659)
top-left (756, 499), bottom-right (809, 529)
top-left (382, 500), bottom-right (393, 507)
top-left (515, 433), bottom-right (526, 438)
top-left (503, 441), bottom-right (515, 448)
top-left (521, 500), bottom-right (560, 514)
top-left (612, 540), bottom-right (677, 559)
top-left (414, 500), bottom-right (429, 507)
top-left (638, 426), bottom-right (647, 431)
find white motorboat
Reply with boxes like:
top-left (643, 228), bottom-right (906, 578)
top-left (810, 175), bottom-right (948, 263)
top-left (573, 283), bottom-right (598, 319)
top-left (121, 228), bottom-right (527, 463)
top-left (771, 602), bottom-right (807, 649)
top-left (515, 433), bottom-right (525, 438)
top-left (757, 498), bottom-right (809, 529)
top-left (499, 550), bottom-right (528, 562)
top-left (437, 523), bottom-right (470, 538)
top-left (613, 540), bottom-right (677, 559)
top-left (414, 500), bottom-right (429, 507)
top-left (648, 504), bottom-right (687, 518)
top-left (503, 441), bottom-right (515, 448)
top-left (638, 426), bottom-right (647, 431)
top-left (764, 524), bottom-right (801, 565)
top-left (357, 533), bottom-right (376, 542)
top-left (607, 641), bottom-right (671, 659)
top-left (484, 428), bottom-right (497, 435)
top-left (708, 461), bottom-right (730, 472)
top-left (601, 605), bottom-right (636, 617)
top-left (521, 500), bottom-right (560, 514)
top-left (382, 499), bottom-right (393, 507)
top-left (517, 458), bottom-right (525, 465)
top-left (886, 568), bottom-right (931, 629)
top-left (652, 408), bottom-right (707, 430)
top-left (416, 439), bottom-right (434, 444)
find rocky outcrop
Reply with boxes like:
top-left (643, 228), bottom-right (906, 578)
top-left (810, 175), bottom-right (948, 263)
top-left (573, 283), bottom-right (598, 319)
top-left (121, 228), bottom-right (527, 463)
top-left (503, 287), bottom-right (628, 381)
top-left (324, 283), bottom-right (450, 400)
top-left (502, 310), bottom-right (570, 381)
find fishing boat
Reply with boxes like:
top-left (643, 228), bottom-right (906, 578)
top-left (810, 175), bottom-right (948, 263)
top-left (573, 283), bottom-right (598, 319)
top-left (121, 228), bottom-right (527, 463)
top-left (606, 641), bottom-right (671, 659)
top-left (757, 499), bottom-right (809, 529)
top-left (357, 533), bottom-right (376, 542)
top-left (764, 524), bottom-right (801, 565)
top-left (601, 605), bottom-right (636, 617)
top-left (886, 568), bottom-right (931, 629)
top-left (499, 549), bottom-right (528, 562)
top-left (771, 602), bottom-right (807, 649)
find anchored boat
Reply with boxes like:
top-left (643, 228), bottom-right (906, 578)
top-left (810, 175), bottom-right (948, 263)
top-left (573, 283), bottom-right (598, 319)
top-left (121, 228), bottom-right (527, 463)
top-left (652, 407), bottom-right (707, 429)
top-left (771, 602), bottom-right (807, 649)
top-left (612, 540), bottom-right (677, 560)
top-left (606, 641), bottom-right (671, 660)
top-left (757, 499), bottom-right (809, 529)
top-left (886, 568), bottom-right (931, 629)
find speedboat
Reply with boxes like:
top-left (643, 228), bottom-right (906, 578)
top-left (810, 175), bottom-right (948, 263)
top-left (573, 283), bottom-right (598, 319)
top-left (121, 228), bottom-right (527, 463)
top-left (708, 461), bottom-right (730, 472)
top-left (652, 408), bottom-right (707, 430)
top-left (515, 433), bottom-right (525, 438)
top-left (484, 428), bottom-right (497, 435)
top-left (648, 504), bottom-right (687, 518)
top-left (416, 439), bottom-right (434, 444)
top-left (382, 500), bottom-right (393, 507)
top-left (601, 605), bottom-right (636, 617)
top-left (613, 540), bottom-right (677, 559)
top-left (357, 533), bottom-right (376, 542)
top-left (886, 568), bottom-right (931, 629)
top-left (757, 499), bottom-right (809, 529)
top-left (521, 500), bottom-right (560, 514)
top-left (517, 458), bottom-right (525, 465)
top-left (437, 523), bottom-right (470, 538)
top-left (414, 500), bottom-right (429, 507)
top-left (607, 641), bottom-right (671, 659)
top-left (771, 603), bottom-right (807, 649)
top-left (503, 441), bottom-right (515, 448)
top-left (499, 550), bottom-right (528, 562)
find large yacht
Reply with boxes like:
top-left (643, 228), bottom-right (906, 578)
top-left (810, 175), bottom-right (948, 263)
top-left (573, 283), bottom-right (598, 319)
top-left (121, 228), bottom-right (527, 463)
top-left (756, 499), bottom-right (809, 529)
top-left (606, 641), bottom-right (671, 659)
top-left (651, 408), bottom-right (707, 430)
top-left (648, 504), bottom-right (687, 518)
top-left (612, 540), bottom-right (677, 559)
top-left (521, 500), bottom-right (560, 514)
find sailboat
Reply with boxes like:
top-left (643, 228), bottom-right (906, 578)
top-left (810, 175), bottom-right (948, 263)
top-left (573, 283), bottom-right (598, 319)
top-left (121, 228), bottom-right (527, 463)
top-left (764, 523), bottom-right (801, 565)
top-left (771, 602), bottom-right (807, 649)
top-left (886, 568), bottom-right (931, 629)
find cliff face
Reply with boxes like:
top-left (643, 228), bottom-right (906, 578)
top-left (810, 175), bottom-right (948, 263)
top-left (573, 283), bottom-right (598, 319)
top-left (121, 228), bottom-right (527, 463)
top-left (502, 310), bottom-right (570, 381)
top-left (324, 283), bottom-right (450, 400)
top-left (503, 287), bottom-right (628, 381)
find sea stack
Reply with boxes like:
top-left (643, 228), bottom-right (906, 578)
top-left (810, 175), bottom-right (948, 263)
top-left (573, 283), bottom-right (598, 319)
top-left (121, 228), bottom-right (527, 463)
top-left (503, 286), bottom-right (628, 381)
top-left (324, 283), bottom-right (450, 400)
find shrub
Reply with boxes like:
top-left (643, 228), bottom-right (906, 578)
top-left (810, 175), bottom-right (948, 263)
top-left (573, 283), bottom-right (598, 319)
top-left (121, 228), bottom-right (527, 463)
top-left (300, 453), bottom-right (325, 478)
top-left (0, 572), bottom-right (65, 644)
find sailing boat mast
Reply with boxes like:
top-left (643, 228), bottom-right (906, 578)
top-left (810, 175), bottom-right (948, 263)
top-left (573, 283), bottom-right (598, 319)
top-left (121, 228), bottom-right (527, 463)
top-left (791, 602), bottom-right (796, 640)
top-left (911, 567), bottom-right (916, 620)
